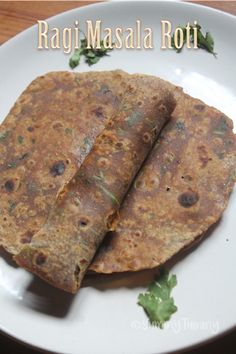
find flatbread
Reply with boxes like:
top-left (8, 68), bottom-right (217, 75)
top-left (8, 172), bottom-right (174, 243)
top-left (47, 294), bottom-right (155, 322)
top-left (0, 70), bottom-right (173, 256)
top-left (90, 89), bottom-right (236, 273)
top-left (0, 70), bottom-right (125, 253)
top-left (14, 77), bottom-right (175, 293)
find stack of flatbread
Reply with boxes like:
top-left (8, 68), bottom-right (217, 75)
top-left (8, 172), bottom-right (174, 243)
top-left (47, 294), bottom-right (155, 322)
top-left (0, 71), bottom-right (235, 293)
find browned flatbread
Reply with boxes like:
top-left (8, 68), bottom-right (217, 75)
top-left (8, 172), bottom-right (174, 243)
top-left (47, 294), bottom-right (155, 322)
top-left (14, 77), bottom-right (175, 293)
top-left (0, 71), bottom-right (124, 254)
top-left (90, 89), bottom-right (236, 274)
top-left (0, 70), bottom-right (174, 257)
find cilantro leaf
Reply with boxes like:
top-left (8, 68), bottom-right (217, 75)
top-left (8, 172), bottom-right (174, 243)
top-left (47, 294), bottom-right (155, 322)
top-left (172, 23), bottom-right (216, 57)
top-left (69, 38), bottom-right (114, 69)
top-left (69, 48), bottom-right (83, 69)
top-left (138, 270), bottom-right (177, 328)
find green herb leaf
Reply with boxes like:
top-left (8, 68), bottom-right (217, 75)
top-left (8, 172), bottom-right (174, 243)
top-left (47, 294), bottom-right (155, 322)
top-left (98, 184), bottom-right (119, 206)
top-left (81, 137), bottom-right (93, 156)
top-left (17, 135), bottom-right (24, 144)
top-left (69, 49), bottom-right (83, 69)
top-left (69, 38), bottom-right (114, 69)
top-left (65, 127), bottom-right (73, 136)
top-left (0, 130), bottom-right (10, 142)
top-left (7, 161), bottom-right (17, 169)
top-left (172, 23), bottom-right (216, 56)
top-left (8, 200), bottom-right (16, 214)
top-left (175, 121), bottom-right (185, 131)
top-left (138, 270), bottom-right (177, 328)
top-left (126, 111), bottom-right (142, 127)
top-left (85, 55), bottom-right (100, 66)
top-left (93, 171), bottom-right (105, 182)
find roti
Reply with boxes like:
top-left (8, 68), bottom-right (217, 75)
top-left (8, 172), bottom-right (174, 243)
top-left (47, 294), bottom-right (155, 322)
top-left (90, 89), bottom-right (236, 274)
top-left (0, 70), bottom-right (173, 256)
top-left (14, 76), bottom-right (175, 293)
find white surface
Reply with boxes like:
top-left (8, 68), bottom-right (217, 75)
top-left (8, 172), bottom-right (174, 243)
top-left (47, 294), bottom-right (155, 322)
top-left (0, 1), bottom-right (236, 353)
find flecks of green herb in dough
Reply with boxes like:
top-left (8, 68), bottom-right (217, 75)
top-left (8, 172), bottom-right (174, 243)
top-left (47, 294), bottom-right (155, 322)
top-left (65, 128), bottom-right (73, 136)
top-left (148, 213), bottom-right (155, 220)
top-left (126, 111), bottom-right (142, 127)
top-left (0, 130), bottom-right (10, 142)
top-left (93, 171), bottom-right (105, 182)
top-left (160, 165), bottom-right (167, 176)
top-left (217, 117), bottom-right (228, 133)
top-left (8, 201), bottom-right (16, 214)
top-left (76, 170), bottom-right (86, 179)
top-left (18, 135), bottom-right (24, 144)
top-left (145, 118), bottom-right (156, 130)
top-left (117, 127), bottom-right (126, 136)
top-left (224, 170), bottom-right (236, 187)
top-left (213, 130), bottom-right (226, 136)
top-left (89, 227), bottom-right (99, 237)
top-left (81, 137), bottom-right (93, 156)
top-left (27, 181), bottom-right (38, 193)
top-left (68, 191), bottom-right (76, 199)
top-left (30, 243), bottom-right (48, 249)
top-left (7, 161), bottom-right (17, 169)
top-left (74, 197), bottom-right (81, 206)
top-left (84, 177), bottom-right (93, 186)
top-left (98, 184), bottom-right (119, 206)
top-left (19, 152), bottom-right (29, 160)
top-left (57, 207), bottom-right (65, 217)
top-left (175, 121), bottom-right (185, 131)
top-left (215, 151), bottom-right (225, 160)
top-left (122, 102), bottom-right (132, 112)
top-left (225, 140), bottom-right (233, 148)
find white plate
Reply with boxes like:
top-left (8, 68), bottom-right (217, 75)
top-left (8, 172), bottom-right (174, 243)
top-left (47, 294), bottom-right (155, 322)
top-left (0, 1), bottom-right (236, 353)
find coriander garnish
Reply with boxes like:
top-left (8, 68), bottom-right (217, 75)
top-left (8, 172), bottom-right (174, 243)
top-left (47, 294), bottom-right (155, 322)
top-left (138, 270), bottom-right (177, 328)
top-left (69, 38), bottom-right (114, 69)
top-left (172, 24), bottom-right (216, 56)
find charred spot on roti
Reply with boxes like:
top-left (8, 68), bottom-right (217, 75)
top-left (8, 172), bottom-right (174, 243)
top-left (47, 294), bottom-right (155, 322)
top-left (115, 141), bottom-right (124, 149)
top-left (74, 264), bottom-right (81, 285)
top-left (35, 252), bottom-right (47, 266)
top-left (143, 132), bottom-right (152, 143)
top-left (100, 85), bottom-right (111, 95)
top-left (194, 104), bottom-right (205, 112)
top-left (80, 259), bottom-right (87, 265)
top-left (5, 180), bottom-right (15, 193)
top-left (52, 122), bottom-right (64, 130)
top-left (78, 217), bottom-right (90, 228)
top-left (178, 190), bottom-right (199, 208)
top-left (197, 145), bottom-right (211, 168)
top-left (98, 157), bottom-right (110, 169)
top-left (93, 106), bottom-right (104, 118)
top-left (182, 175), bottom-right (193, 181)
top-left (21, 231), bottom-right (34, 244)
top-left (50, 161), bottom-right (66, 177)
